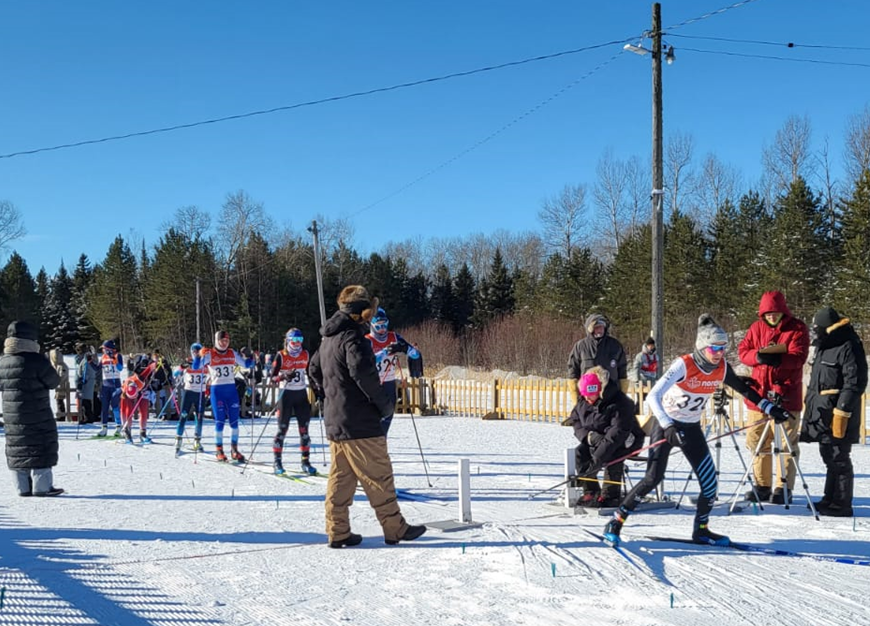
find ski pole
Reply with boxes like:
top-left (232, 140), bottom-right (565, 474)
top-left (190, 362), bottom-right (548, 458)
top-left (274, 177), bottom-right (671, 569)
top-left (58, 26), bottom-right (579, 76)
top-left (397, 360), bottom-right (432, 487)
top-left (239, 389), bottom-right (284, 475)
top-left (605, 437), bottom-right (667, 468)
top-left (527, 475), bottom-right (625, 500)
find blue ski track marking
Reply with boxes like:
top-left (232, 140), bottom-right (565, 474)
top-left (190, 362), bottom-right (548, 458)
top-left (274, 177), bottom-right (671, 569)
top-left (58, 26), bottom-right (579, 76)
top-left (579, 528), bottom-right (662, 582)
top-left (644, 535), bottom-right (870, 567)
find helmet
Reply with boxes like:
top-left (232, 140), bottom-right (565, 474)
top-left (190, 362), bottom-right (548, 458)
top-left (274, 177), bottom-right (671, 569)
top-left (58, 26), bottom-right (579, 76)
top-left (214, 330), bottom-right (230, 347)
top-left (286, 328), bottom-right (303, 348)
top-left (190, 342), bottom-right (203, 354)
top-left (371, 308), bottom-right (389, 335)
top-left (102, 339), bottom-right (117, 352)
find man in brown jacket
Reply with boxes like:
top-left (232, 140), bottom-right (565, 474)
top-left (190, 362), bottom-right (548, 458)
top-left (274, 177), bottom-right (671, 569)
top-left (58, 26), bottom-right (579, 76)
top-left (309, 285), bottom-right (426, 548)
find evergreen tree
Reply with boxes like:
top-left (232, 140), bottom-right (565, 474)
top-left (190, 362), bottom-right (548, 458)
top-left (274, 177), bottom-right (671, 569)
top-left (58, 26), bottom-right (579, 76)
top-left (663, 210), bottom-right (710, 326)
top-left (71, 254), bottom-right (99, 346)
top-left (35, 267), bottom-right (51, 341)
top-left (400, 270), bottom-right (429, 328)
top-left (44, 262), bottom-right (78, 352)
top-left (451, 263), bottom-right (476, 332)
top-left (89, 235), bottom-right (142, 350)
top-left (600, 225), bottom-right (651, 346)
top-left (473, 248), bottom-right (514, 326)
top-left (535, 248), bottom-right (605, 323)
top-left (0, 252), bottom-right (40, 331)
top-left (430, 264), bottom-right (455, 325)
top-left (752, 177), bottom-right (826, 322)
top-left (833, 168), bottom-right (870, 333)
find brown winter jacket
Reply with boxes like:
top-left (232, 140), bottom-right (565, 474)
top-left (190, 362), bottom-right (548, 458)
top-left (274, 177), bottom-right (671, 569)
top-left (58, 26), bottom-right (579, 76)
top-left (737, 291), bottom-right (809, 412)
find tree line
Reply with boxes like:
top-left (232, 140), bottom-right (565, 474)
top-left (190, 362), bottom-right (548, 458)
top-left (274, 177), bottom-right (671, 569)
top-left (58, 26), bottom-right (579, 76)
top-left (1, 112), bottom-right (869, 375)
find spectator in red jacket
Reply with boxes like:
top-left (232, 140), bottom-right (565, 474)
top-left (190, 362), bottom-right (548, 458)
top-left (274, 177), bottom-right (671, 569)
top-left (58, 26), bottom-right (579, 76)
top-left (738, 291), bottom-right (809, 504)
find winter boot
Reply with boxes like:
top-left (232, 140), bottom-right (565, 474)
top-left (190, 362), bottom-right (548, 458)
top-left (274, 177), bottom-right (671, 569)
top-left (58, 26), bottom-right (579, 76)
top-left (603, 506), bottom-right (629, 547)
top-left (745, 485), bottom-right (771, 502)
top-left (274, 457), bottom-right (286, 475)
top-left (34, 487), bottom-right (65, 497)
top-left (597, 492), bottom-right (622, 508)
top-left (97, 425), bottom-right (108, 437)
top-left (692, 523), bottom-right (730, 546)
top-left (819, 503), bottom-right (854, 517)
top-left (770, 488), bottom-right (793, 505)
top-left (808, 497), bottom-right (832, 512)
top-left (231, 445), bottom-right (245, 463)
top-left (578, 491), bottom-right (601, 508)
top-left (215, 445), bottom-right (228, 462)
top-left (140, 430), bottom-right (152, 444)
top-left (301, 458), bottom-right (317, 475)
top-left (385, 524), bottom-right (427, 545)
top-left (328, 533), bottom-right (363, 549)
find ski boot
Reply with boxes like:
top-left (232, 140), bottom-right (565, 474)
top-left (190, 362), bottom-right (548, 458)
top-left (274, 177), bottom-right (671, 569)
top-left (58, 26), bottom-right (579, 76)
top-left (124, 428), bottom-right (134, 445)
top-left (273, 457), bottom-right (286, 475)
top-left (139, 430), bottom-right (152, 444)
top-left (97, 425), bottom-right (108, 437)
top-left (602, 507), bottom-right (629, 547)
top-left (113, 425), bottom-right (122, 438)
top-left (231, 445), bottom-right (245, 463)
top-left (215, 445), bottom-right (228, 462)
top-left (692, 523), bottom-right (730, 546)
top-left (301, 459), bottom-right (317, 476)
top-left (192, 437), bottom-right (202, 452)
top-left (175, 437), bottom-right (183, 454)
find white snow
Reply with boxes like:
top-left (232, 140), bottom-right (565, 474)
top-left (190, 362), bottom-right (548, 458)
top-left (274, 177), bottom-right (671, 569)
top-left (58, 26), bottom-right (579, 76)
top-left (1, 414), bottom-right (869, 626)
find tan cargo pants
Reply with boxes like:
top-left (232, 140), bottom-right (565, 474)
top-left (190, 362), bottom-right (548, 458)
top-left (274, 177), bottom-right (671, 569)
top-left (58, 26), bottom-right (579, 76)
top-left (325, 436), bottom-right (409, 544)
top-left (745, 410), bottom-right (800, 490)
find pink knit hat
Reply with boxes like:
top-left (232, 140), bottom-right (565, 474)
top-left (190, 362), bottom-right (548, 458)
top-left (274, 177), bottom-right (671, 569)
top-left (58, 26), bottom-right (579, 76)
top-left (578, 371), bottom-right (602, 399)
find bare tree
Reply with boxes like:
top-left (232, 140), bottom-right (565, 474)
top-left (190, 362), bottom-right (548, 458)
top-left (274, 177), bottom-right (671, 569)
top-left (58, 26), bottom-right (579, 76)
top-left (762, 115), bottom-right (813, 193)
top-left (216, 190), bottom-right (271, 268)
top-left (162, 205), bottom-right (212, 242)
top-left (538, 183), bottom-right (588, 259)
top-left (624, 155), bottom-right (650, 233)
top-left (692, 153), bottom-right (741, 224)
top-left (817, 137), bottom-right (840, 242)
top-left (845, 105), bottom-right (870, 184)
top-left (0, 200), bottom-right (26, 253)
top-left (665, 131), bottom-right (694, 217)
top-left (593, 149), bottom-right (629, 258)
top-left (383, 237), bottom-right (426, 276)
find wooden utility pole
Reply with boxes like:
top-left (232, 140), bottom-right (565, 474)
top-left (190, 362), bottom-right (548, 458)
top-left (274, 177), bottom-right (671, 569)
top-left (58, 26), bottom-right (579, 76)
top-left (308, 220), bottom-right (328, 327)
top-left (651, 2), bottom-right (664, 353)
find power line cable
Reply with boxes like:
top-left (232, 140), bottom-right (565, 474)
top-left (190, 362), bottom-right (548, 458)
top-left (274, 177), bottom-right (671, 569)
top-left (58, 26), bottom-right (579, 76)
top-left (667, 32), bottom-right (870, 52)
top-left (349, 48), bottom-right (626, 218)
top-left (679, 46), bottom-right (870, 69)
top-left (665, 0), bottom-right (764, 31)
top-left (0, 38), bottom-right (633, 161)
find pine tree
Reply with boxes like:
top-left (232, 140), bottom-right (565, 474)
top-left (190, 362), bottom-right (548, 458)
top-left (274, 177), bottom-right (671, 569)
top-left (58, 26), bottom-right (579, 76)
top-left (89, 236), bottom-right (142, 350)
top-left (35, 268), bottom-right (51, 341)
top-left (71, 254), bottom-right (99, 346)
top-left (473, 248), bottom-right (514, 326)
top-left (44, 262), bottom-right (78, 352)
top-left (430, 264), bottom-right (455, 326)
top-left (0, 252), bottom-right (40, 331)
top-left (600, 225), bottom-right (651, 345)
top-left (752, 177), bottom-right (826, 322)
top-left (833, 168), bottom-right (870, 331)
top-left (451, 263), bottom-right (476, 332)
top-left (663, 210), bottom-right (710, 326)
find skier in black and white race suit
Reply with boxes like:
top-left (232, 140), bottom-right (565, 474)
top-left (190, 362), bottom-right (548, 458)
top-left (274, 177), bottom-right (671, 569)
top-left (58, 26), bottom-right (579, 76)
top-left (175, 343), bottom-right (207, 453)
top-left (270, 328), bottom-right (317, 476)
top-left (603, 314), bottom-right (793, 547)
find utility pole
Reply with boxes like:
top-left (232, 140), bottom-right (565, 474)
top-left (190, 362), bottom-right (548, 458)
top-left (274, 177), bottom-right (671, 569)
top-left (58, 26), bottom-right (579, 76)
top-left (308, 220), bottom-right (328, 327)
top-left (651, 2), bottom-right (664, 354)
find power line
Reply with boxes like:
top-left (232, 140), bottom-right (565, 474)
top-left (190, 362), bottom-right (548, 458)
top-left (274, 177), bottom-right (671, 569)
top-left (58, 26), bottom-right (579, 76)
top-left (667, 32), bottom-right (870, 52)
top-left (666, 0), bottom-right (764, 31)
top-left (349, 49), bottom-right (626, 218)
top-left (0, 38), bottom-right (633, 161)
top-left (679, 46), bottom-right (870, 69)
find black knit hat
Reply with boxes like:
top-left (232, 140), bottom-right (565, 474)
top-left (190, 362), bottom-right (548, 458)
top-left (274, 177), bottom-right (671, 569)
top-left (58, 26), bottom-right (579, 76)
top-left (812, 307), bottom-right (841, 329)
top-left (6, 320), bottom-right (38, 341)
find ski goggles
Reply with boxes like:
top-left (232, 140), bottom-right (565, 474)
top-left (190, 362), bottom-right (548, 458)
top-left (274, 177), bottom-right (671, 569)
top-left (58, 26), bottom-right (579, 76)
top-left (706, 345), bottom-right (726, 353)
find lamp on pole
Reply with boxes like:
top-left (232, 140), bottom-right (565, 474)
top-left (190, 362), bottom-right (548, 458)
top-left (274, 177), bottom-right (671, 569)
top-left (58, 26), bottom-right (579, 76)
top-left (624, 2), bottom-right (673, 355)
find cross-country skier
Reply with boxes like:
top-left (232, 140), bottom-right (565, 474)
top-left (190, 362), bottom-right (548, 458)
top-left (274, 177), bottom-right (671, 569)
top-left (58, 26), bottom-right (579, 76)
top-left (119, 356), bottom-right (158, 444)
top-left (602, 314), bottom-right (793, 547)
top-left (193, 330), bottom-right (254, 462)
top-left (175, 343), bottom-right (207, 453)
top-left (270, 328), bottom-right (316, 475)
top-left (96, 340), bottom-right (124, 437)
top-left (365, 308), bottom-right (421, 435)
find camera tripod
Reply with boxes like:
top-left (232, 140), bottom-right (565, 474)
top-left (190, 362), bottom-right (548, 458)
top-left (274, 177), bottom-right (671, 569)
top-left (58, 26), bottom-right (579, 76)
top-left (729, 416), bottom-right (819, 518)
top-left (674, 399), bottom-right (764, 511)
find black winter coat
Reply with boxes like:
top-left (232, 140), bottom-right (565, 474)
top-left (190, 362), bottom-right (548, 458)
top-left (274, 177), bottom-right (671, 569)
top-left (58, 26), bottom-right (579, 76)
top-left (568, 335), bottom-right (628, 384)
top-left (309, 310), bottom-right (394, 441)
top-left (801, 321), bottom-right (868, 445)
top-left (568, 380), bottom-right (637, 464)
top-left (0, 345), bottom-right (61, 469)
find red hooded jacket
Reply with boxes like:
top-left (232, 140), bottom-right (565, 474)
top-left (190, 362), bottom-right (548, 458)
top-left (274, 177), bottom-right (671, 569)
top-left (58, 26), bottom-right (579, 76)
top-left (738, 291), bottom-right (809, 412)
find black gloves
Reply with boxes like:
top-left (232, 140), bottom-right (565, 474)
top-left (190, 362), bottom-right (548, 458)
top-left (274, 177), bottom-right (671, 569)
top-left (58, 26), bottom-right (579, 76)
top-left (769, 406), bottom-right (792, 423)
top-left (712, 387), bottom-right (731, 410)
top-left (756, 351), bottom-right (782, 367)
top-left (385, 340), bottom-right (409, 355)
top-left (664, 424), bottom-right (684, 447)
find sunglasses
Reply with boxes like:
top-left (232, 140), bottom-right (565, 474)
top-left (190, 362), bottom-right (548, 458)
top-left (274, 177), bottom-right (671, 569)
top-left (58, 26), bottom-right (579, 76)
top-left (706, 345), bottom-right (726, 353)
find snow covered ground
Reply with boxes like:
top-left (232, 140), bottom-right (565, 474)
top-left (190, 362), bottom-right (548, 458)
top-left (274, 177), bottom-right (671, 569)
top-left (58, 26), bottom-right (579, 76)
top-left (1, 414), bottom-right (869, 626)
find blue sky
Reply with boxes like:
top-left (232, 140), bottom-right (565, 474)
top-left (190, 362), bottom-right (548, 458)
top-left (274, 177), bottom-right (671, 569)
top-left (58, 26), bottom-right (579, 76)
top-left (2, 0), bottom-right (869, 276)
